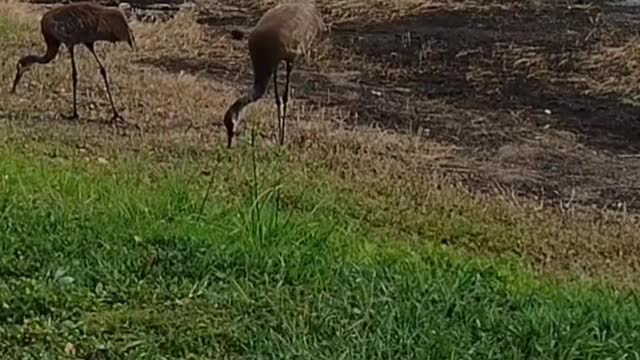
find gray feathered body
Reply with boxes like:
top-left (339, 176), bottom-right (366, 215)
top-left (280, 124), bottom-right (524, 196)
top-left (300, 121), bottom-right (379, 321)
top-left (250, 2), bottom-right (324, 61)
top-left (248, 1), bottom-right (324, 83)
top-left (42, 2), bottom-right (135, 48)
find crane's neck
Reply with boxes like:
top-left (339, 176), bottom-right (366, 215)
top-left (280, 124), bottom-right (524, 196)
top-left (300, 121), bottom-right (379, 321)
top-left (11, 45), bottom-right (59, 93)
top-left (22, 44), bottom-right (58, 66)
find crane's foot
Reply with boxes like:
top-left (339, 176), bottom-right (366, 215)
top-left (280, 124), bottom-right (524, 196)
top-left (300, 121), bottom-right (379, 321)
top-left (61, 112), bottom-right (79, 121)
top-left (110, 113), bottom-right (140, 132)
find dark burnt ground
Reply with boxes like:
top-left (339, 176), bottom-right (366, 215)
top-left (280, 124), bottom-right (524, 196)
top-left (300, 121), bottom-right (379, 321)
top-left (313, 4), bottom-right (640, 212)
top-left (27, 0), bottom-right (189, 5)
top-left (98, 0), bottom-right (640, 213)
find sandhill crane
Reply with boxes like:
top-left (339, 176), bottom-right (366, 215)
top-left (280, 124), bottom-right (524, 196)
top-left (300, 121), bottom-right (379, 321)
top-left (10, 2), bottom-right (136, 127)
top-left (223, 0), bottom-right (325, 148)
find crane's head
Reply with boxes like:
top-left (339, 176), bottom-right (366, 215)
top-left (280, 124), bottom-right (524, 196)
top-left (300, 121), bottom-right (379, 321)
top-left (223, 94), bottom-right (253, 148)
top-left (11, 56), bottom-right (35, 93)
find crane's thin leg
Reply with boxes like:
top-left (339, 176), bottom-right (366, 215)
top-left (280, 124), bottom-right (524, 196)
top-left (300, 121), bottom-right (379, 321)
top-left (85, 43), bottom-right (135, 129)
top-left (62, 45), bottom-right (79, 120)
top-left (273, 63), bottom-right (282, 144)
top-left (280, 61), bottom-right (292, 146)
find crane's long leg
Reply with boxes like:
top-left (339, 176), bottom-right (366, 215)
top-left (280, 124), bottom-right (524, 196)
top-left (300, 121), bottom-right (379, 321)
top-left (62, 45), bottom-right (79, 120)
top-left (273, 63), bottom-right (282, 144)
top-left (280, 61), bottom-right (292, 146)
top-left (85, 43), bottom-right (123, 123)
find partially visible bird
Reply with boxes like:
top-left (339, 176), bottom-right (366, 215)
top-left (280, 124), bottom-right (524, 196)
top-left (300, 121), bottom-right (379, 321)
top-left (223, 0), bottom-right (325, 148)
top-left (11, 1), bottom-right (136, 126)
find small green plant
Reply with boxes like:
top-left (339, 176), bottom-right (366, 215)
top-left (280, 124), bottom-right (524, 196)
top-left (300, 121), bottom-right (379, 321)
top-left (234, 125), bottom-right (303, 248)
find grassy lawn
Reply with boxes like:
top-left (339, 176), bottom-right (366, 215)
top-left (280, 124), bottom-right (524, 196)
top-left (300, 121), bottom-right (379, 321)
top-left (2, 0), bottom-right (640, 357)
top-left (0, 140), bottom-right (639, 358)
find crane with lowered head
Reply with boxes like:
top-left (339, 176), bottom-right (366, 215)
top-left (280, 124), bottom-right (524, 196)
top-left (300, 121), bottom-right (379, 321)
top-left (11, 1), bottom-right (136, 127)
top-left (223, 0), bottom-right (325, 148)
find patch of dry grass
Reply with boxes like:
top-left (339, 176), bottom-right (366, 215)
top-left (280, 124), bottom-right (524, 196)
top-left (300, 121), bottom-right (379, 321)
top-left (578, 38), bottom-right (640, 99)
top-left (285, 127), bottom-right (640, 288)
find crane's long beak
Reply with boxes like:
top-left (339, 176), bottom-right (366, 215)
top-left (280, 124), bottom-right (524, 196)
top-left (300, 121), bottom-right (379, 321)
top-left (223, 111), bottom-right (236, 148)
top-left (10, 68), bottom-right (23, 93)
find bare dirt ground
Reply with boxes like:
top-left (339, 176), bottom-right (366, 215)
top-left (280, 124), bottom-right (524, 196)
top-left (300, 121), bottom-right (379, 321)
top-left (15, 0), bottom-right (640, 214)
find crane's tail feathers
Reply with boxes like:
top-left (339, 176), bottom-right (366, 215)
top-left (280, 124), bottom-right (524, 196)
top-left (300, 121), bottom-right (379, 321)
top-left (230, 29), bottom-right (246, 40)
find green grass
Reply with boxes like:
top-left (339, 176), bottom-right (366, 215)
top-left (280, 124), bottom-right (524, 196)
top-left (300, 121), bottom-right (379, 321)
top-left (0, 140), bottom-right (639, 359)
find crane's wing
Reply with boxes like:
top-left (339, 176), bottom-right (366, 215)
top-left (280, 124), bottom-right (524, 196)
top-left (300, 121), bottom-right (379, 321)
top-left (45, 6), bottom-right (99, 45)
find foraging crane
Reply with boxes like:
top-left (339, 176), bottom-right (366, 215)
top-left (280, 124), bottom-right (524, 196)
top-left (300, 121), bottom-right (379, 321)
top-left (10, 2), bottom-right (135, 126)
top-left (223, 0), bottom-right (325, 147)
